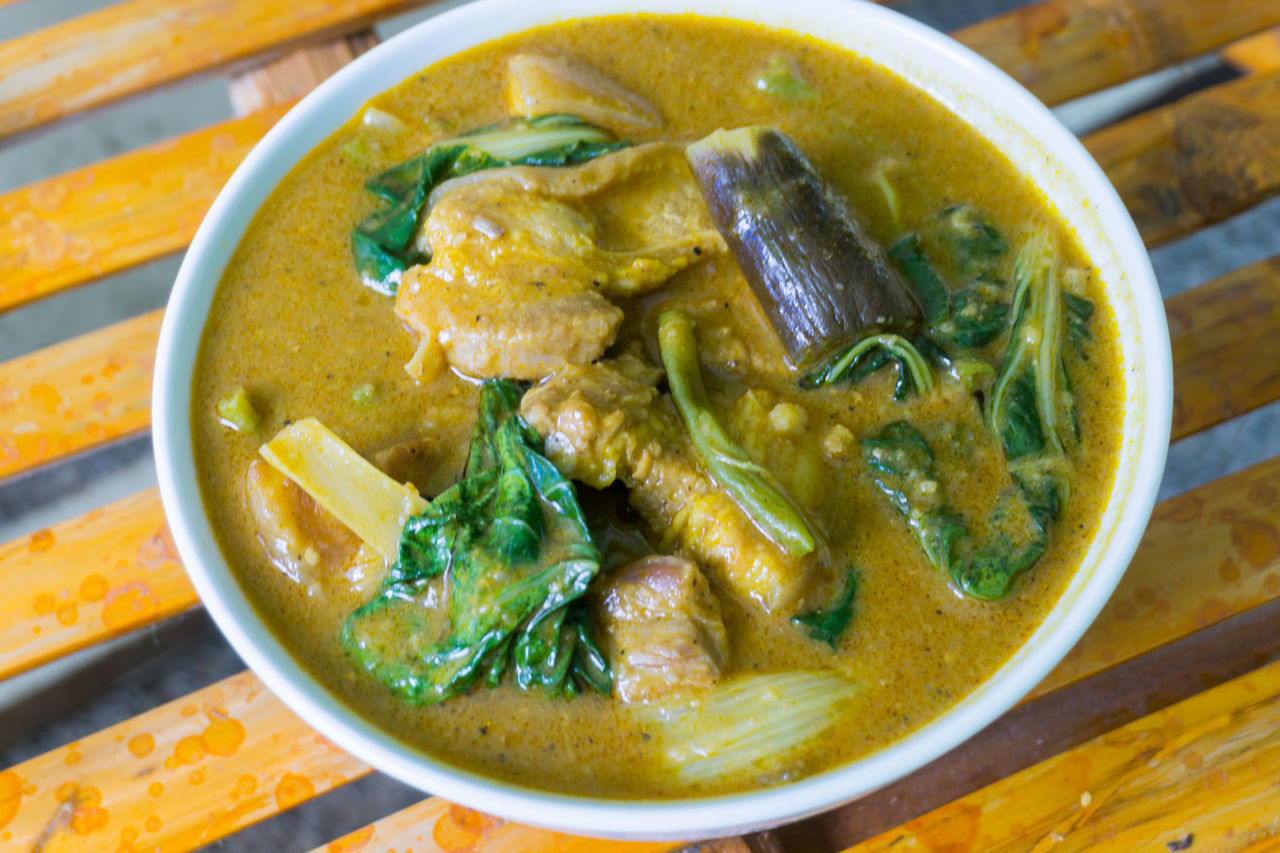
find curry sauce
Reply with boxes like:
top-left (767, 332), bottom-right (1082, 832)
top-left (192, 15), bottom-right (1122, 797)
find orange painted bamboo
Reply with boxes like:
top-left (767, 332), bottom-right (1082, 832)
top-left (1084, 68), bottom-right (1280, 246)
top-left (843, 656), bottom-right (1280, 852)
top-left (0, 309), bottom-right (159, 480)
top-left (0, 105), bottom-right (289, 313)
top-left (0, 0), bottom-right (427, 139)
top-left (310, 800), bottom-right (681, 853)
top-left (1222, 26), bottom-right (1280, 73)
top-left (0, 488), bottom-right (198, 682)
top-left (1027, 453), bottom-right (1280, 700)
top-left (954, 0), bottom-right (1280, 105)
top-left (0, 671), bottom-right (369, 851)
top-left (1168, 256), bottom-right (1280, 442)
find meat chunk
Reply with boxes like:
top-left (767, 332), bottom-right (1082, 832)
top-left (395, 143), bottom-right (725, 381)
top-left (245, 459), bottom-right (372, 595)
top-left (597, 555), bottom-right (729, 702)
top-left (521, 355), bottom-right (814, 611)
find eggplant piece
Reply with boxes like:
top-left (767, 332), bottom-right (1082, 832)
top-left (686, 127), bottom-right (922, 369)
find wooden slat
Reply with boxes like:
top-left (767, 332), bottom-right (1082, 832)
top-left (0, 309), bottom-right (159, 480)
top-left (1222, 25), bottom-right (1280, 73)
top-left (310, 801), bottom-right (681, 853)
top-left (228, 30), bottom-right (379, 116)
top-left (1168, 256), bottom-right (1280, 442)
top-left (842, 656), bottom-right (1280, 852)
top-left (954, 0), bottom-right (1280, 106)
top-left (0, 488), bottom-right (198, 682)
top-left (2, 13), bottom-right (1270, 314)
top-left (4, 448), bottom-right (1276, 850)
top-left (0, 105), bottom-right (288, 314)
top-left (1027, 453), bottom-right (1280, 700)
top-left (0, 671), bottom-right (369, 852)
top-left (1084, 67), bottom-right (1280, 246)
top-left (0, 252), bottom-right (1276, 687)
top-left (0, 0), bottom-right (427, 139)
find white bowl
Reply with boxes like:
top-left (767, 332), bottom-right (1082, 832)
top-left (154, 0), bottom-right (1172, 839)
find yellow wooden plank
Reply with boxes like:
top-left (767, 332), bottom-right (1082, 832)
top-left (0, 309), bottom-right (159, 480)
top-left (0, 106), bottom-right (289, 314)
top-left (1084, 67), bottom-right (1280, 246)
top-left (843, 656), bottom-right (1280, 852)
top-left (310, 800), bottom-right (682, 853)
top-left (1028, 454), bottom-right (1280, 700)
top-left (1221, 25), bottom-right (1280, 73)
top-left (0, 0), bottom-right (427, 139)
top-left (0, 671), bottom-right (368, 852)
top-left (0, 488), bottom-right (198, 682)
top-left (1168, 256), bottom-right (1280, 442)
top-left (955, 0), bottom-right (1280, 105)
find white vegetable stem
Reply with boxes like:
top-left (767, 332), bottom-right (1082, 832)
top-left (259, 418), bottom-right (427, 560)
top-left (627, 670), bottom-right (858, 784)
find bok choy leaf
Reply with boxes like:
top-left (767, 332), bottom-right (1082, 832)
top-left (863, 421), bottom-right (1045, 599)
top-left (342, 380), bottom-right (610, 704)
top-left (352, 114), bottom-right (628, 294)
top-left (792, 569), bottom-right (857, 647)
top-left (802, 333), bottom-right (934, 400)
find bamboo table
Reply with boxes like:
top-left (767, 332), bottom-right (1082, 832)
top-left (2, 0), bottom-right (1280, 850)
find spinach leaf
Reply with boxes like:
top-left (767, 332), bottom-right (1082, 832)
top-left (792, 569), bottom-right (857, 647)
top-left (863, 421), bottom-right (1045, 599)
top-left (351, 115), bottom-right (628, 294)
top-left (342, 380), bottom-right (610, 705)
top-left (935, 279), bottom-right (1009, 348)
top-left (936, 205), bottom-right (1007, 274)
top-left (889, 233), bottom-right (950, 326)
top-left (802, 333), bottom-right (934, 400)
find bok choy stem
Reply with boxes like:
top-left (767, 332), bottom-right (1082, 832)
top-left (658, 310), bottom-right (816, 557)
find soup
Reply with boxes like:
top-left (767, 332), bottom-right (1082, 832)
top-left (192, 14), bottom-right (1122, 798)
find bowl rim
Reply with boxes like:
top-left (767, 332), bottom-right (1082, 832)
top-left (153, 0), bottom-right (1172, 839)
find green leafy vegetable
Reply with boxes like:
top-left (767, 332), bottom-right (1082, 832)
top-left (342, 380), bottom-right (610, 704)
top-left (1063, 287), bottom-right (1095, 360)
top-left (802, 333), bottom-right (934, 400)
top-left (863, 421), bottom-right (1045, 599)
top-left (988, 229), bottom-right (1078, 527)
top-left (935, 205), bottom-right (1007, 274)
top-left (889, 233), bottom-right (950, 326)
top-left (792, 570), bottom-right (856, 647)
top-left (657, 310), bottom-right (816, 557)
top-left (755, 56), bottom-right (815, 100)
top-left (934, 280), bottom-right (1009, 348)
top-left (351, 115), bottom-right (628, 294)
top-left (626, 670), bottom-right (859, 785)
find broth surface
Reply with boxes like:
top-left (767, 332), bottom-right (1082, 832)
top-left (193, 14), bottom-right (1122, 797)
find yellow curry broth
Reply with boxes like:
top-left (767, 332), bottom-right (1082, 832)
top-left (193, 15), bottom-right (1122, 797)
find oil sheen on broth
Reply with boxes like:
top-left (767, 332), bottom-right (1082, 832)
top-left (192, 15), bottom-right (1122, 797)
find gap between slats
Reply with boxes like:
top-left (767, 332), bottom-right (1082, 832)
top-left (3, 7), bottom-right (1280, 317)
top-left (4, 448), bottom-right (1279, 850)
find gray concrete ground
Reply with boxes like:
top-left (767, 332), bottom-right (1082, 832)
top-left (0, 0), bottom-right (1277, 848)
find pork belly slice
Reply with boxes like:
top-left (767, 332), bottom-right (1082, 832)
top-left (598, 555), bottom-right (729, 703)
top-left (395, 143), bottom-right (724, 382)
top-left (521, 354), bottom-right (814, 611)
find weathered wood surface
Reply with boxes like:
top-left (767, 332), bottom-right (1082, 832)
top-left (954, 0), bottom-right (1280, 105)
top-left (0, 106), bottom-right (290, 313)
top-left (0, 671), bottom-right (369, 851)
top-left (0, 488), bottom-right (197, 682)
top-left (841, 654), bottom-right (1280, 852)
top-left (0, 0), bottom-right (428, 139)
top-left (1222, 25), bottom-right (1280, 73)
top-left (1168, 256), bottom-right (1280, 442)
top-left (1084, 67), bottom-right (1280, 246)
top-left (0, 309), bottom-right (159, 481)
top-left (228, 30), bottom-right (379, 116)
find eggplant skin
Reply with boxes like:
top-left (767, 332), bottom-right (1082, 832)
top-left (687, 127), bottom-right (921, 369)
